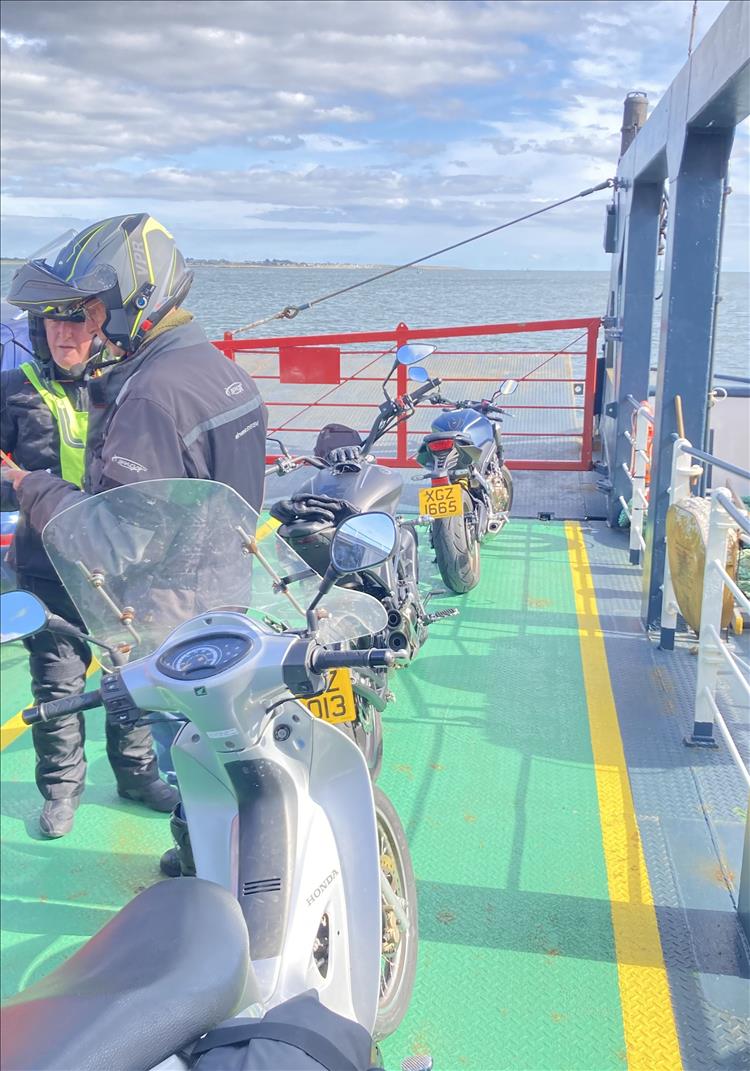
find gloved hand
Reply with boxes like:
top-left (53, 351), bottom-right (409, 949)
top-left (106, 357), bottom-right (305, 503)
top-left (327, 445), bottom-right (362, 468)
top-left (270, 494), bottom-right (360, 526)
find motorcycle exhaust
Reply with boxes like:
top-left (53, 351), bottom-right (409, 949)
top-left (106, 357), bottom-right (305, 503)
top-left (487, 513), bottom-right (508, 535)
top-left (387, 610), bottom-right (403, 630)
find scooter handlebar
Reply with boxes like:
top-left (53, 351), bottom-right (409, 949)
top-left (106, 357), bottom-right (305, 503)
top-left (22, 689), bottom-right (103, 725)
top-left (310, 648), bottom-right (395, 673)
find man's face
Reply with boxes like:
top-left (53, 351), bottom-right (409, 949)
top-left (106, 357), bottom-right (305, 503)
top-left (44, 317), bottom-right (95, 371)
top-left (82, 298), bottom-right (125, 356)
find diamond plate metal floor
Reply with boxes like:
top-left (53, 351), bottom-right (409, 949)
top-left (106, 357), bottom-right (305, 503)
top-left (2, 517), bottom-right (748, 1070)
top-left (583, 521), bottom-right (750, 1070)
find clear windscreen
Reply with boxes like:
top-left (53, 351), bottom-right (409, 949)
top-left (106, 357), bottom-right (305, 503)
top-left (42, 479), bottom-right (387, 669)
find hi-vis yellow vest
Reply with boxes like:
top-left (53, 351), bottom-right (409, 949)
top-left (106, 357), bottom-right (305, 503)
top-left (20, 363), bottom-right (89, 488)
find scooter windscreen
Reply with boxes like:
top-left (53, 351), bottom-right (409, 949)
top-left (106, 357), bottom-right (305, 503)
top-left (41, 479), bottom-right (388, 669)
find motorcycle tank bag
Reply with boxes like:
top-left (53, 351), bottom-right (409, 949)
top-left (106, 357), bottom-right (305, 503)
top-left (315, 423), bottom-right (363, 458)
top-left (192, 991), bottom-right (377, 1071)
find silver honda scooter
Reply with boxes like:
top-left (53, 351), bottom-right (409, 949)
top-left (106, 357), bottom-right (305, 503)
top-left (0, 479), bottom-right (420, 1071)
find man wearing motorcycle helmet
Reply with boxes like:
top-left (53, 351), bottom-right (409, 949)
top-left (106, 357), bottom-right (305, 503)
top-left (6, 215), bottom-right (268, 854)
top-left (7, 214), bottom-right (267, 514)
top-left (1, 306), bottom-right (171, 838)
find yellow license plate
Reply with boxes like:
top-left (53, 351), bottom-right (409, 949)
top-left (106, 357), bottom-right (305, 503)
top-left (419, 483), bottom-right (463, 518)
top-left (301, 668), bottom-right (357, 724)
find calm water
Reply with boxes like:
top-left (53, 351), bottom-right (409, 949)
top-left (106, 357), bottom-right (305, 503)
top-left (2, 264), bottom-right (747, 377)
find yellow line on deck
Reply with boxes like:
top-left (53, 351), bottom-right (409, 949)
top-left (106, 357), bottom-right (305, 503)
top-left (565, 523), bottom-right (683, 1071)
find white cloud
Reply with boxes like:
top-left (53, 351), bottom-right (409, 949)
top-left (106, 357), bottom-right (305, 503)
top-left (0, 0), bottom-right (746, 269)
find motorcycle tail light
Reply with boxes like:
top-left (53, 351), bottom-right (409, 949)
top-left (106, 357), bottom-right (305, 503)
top-left (427, 438), bottom-right (454, 452)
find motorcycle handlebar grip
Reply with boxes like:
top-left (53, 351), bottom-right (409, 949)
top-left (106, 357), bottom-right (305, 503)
top-left (409, 377), bottom-right (442, 403)
top-left (311, 649), bottom-right (395, 673)
top-left (22, 689), bottom-right (103, 725)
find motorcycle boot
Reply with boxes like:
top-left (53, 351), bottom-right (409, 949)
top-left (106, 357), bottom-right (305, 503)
top-left (159, 803), bottom-right (196, 878)
top-left (118, 778), bottom-right (179, 812)
top-left (39, 797), bottom-right (80, 839)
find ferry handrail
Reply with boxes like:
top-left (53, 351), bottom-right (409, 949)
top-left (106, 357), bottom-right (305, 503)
top-left (714, 491), bottom-right (750, 538)
top-left (619, 401), bottom-right (653, 564)
top-left (687, 487), bottom-right (750, 805)
top-left (700, 689), bottom-right (750, 792)
top-left (677, 443), bottom-right (750, 483)
top-left (625, 394), bottom-right (654, 423)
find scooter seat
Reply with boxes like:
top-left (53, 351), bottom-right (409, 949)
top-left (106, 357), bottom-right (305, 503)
top-left (1, 877), bottom-right (251, 1071)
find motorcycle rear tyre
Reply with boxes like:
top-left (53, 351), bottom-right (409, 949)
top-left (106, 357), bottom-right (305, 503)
top-left (500, 464), bottom-right (514, 513)
top-left (374, 786), bottom-right (418, 1040)
top-left (432, 487), bottom-right (480, 594)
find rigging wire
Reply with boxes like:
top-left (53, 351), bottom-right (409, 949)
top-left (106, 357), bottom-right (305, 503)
top-left (688, 1), bottom-right (699, 56)
top-left (234, 178), bottom-right (614, 336)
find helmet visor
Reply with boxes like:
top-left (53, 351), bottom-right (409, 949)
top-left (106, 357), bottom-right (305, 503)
top-left (6, 260), bottom-right (119, 314)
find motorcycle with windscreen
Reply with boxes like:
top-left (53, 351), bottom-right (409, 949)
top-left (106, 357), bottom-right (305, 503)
top-left (0, 479), bottom-right (421, 1071)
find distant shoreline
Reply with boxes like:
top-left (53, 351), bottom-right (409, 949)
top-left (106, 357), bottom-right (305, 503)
top-left (2, 258), bottom-right (747, 274)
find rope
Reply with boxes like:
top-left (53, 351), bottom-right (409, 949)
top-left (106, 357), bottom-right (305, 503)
top-left (234, 178), bottom-right (614, 335)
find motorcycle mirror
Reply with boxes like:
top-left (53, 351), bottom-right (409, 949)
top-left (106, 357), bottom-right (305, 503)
top-left (396, 343), bottom-right (436, 366)
top-left (0, 590), bottom-right (48, 644)
top-left (305, 512), bottom-right (398, 628)
top-left (408, 366), bottom-right (430, 383)
top-left (498, 379), bottom-right (519, 396)
top-left (331, 513), bottom-right (398, 574)
top-left (266, 435), bottom-right (291, 459)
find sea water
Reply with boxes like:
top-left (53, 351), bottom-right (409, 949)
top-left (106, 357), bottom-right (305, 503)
top-left (2, 264), bottom-right (747, 377)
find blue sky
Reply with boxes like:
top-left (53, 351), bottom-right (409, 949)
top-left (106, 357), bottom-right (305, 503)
top-left (1, 0), bottom-right (747, 269)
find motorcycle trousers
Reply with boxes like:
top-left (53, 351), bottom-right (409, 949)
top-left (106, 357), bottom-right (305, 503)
top-left (18, 573), bottom-right (160, 801)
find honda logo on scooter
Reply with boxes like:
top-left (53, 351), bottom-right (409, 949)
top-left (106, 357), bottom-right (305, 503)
top-left (306, 867), bottom-right (339, 906)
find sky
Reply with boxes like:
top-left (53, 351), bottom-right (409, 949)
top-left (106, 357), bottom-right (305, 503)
top-left (0, 0), bottom-right (748, 270)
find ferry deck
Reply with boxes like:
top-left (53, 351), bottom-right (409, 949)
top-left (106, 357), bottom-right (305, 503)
top-left (1, 6), bottom-right (749, 1069)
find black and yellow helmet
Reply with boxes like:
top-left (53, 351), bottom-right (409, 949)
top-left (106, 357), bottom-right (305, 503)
top-left (7, 214), bottom-right (193, 355)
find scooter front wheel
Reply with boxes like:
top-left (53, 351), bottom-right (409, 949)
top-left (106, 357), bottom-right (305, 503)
top-left (374, 787), bottom-right (418, 1040)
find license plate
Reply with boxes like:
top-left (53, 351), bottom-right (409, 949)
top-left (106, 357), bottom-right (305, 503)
top-left (419, 483), bottom-right (463, 518)
top-left (301, 668), bottom-right (357, 724)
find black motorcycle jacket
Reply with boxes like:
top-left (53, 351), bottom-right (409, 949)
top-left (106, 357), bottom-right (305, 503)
top-left (1, 361), bottom-right (88, 579)
top-left (16, 313), bottom-right (268, 537)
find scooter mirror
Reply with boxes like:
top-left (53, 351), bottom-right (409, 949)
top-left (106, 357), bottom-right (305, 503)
top-left (408, 366), bottom-right (430, 383)
top-left (396, 343), bottom-right (436, 366)
top-left (330, 512), bottom-right (398, 574)
top-left (0, 590), bottom-right (48, 644)
top-left (498, 379), bottom-right (519, 396)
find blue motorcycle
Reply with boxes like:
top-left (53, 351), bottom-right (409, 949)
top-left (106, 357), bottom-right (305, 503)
top-left (415, 380), bottom-right (517, 593)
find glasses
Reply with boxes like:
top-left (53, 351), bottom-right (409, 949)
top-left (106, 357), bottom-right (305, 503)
top-left (42, 304), bottom-right (88, 323)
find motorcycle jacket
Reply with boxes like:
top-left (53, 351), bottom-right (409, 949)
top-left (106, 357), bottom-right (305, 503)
top-left (16, 313), bottom-right (268, 538)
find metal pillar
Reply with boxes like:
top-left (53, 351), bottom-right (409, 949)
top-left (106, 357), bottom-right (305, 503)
top-left (607, 180), bottom-right (662, 526)
top-left (643, 127), bottom-right (734, 626)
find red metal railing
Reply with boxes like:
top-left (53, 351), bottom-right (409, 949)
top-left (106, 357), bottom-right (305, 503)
top-left (213, 317), bottom-right (601, 471)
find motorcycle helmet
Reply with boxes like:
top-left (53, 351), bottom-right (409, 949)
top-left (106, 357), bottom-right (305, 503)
top-left (6, 214), bottom-right (193, 356)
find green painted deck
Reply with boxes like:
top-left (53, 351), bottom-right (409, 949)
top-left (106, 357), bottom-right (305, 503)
top-left (2, 519), bottom-right (747, 1070)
